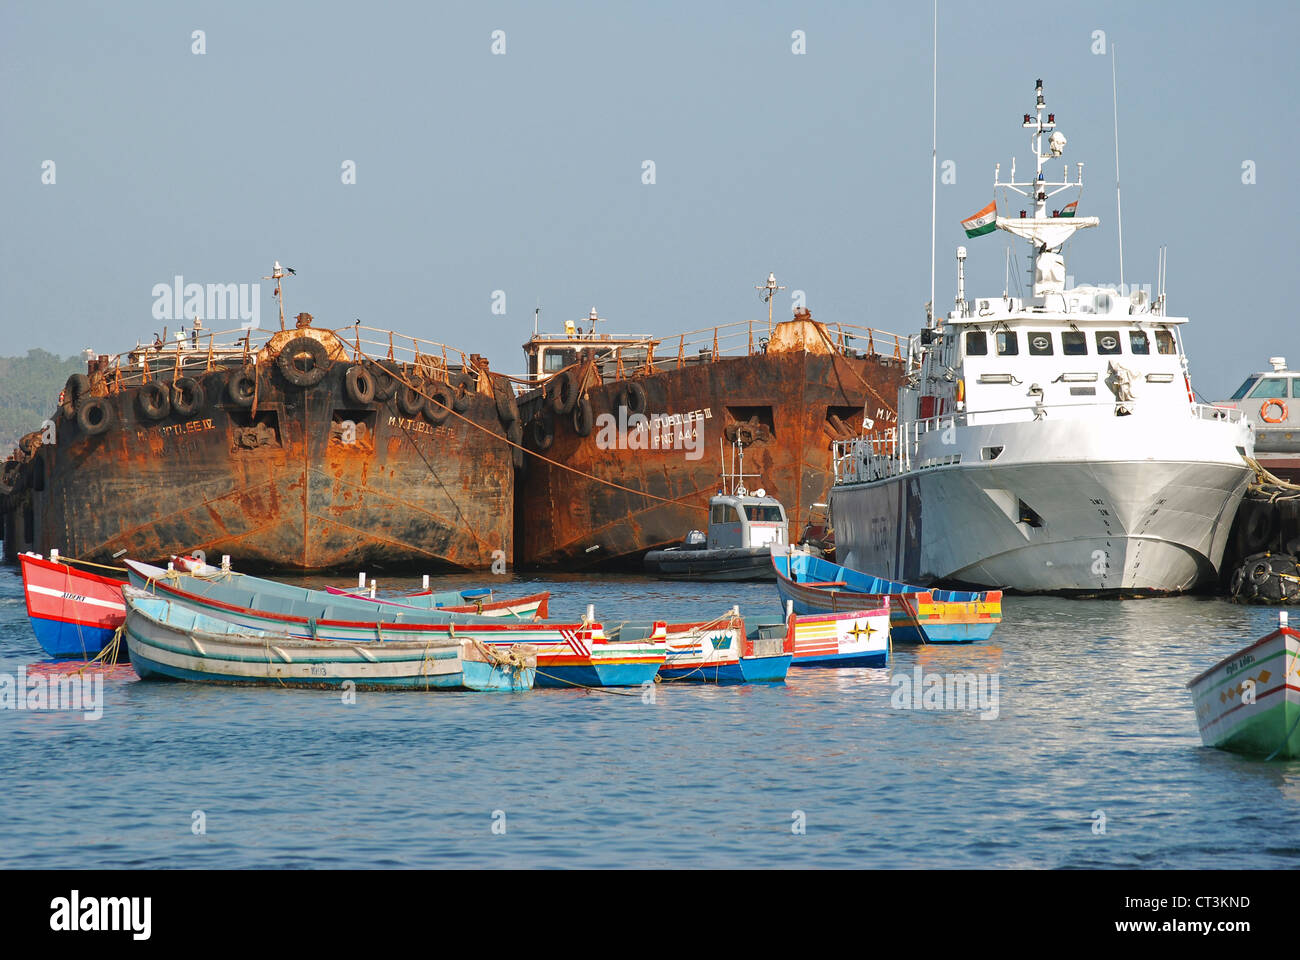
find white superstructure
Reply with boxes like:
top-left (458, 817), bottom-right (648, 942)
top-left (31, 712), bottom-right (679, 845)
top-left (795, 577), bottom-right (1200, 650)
top-left (829, 80), bottom-right (1254, 594)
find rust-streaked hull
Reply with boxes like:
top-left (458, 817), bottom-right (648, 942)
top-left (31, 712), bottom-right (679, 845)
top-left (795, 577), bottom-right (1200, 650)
top-left (2, 337), bottom-right (513, 572)
top-left (514, 347), bottom-right (905, 569)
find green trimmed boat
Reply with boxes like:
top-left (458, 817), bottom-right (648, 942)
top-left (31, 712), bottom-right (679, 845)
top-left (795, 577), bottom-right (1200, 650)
top-left (1188, 612), bottom-right (1300, 759)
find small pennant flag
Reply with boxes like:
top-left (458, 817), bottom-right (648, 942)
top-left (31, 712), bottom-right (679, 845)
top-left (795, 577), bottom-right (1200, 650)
top-left (1059, 200), bottom-right (1078, 218)
top-left (961, 201), bottom-right (997, 238)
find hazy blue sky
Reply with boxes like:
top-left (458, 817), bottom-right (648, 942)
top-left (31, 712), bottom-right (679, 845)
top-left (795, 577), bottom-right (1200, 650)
top-left (3, 0), bottom-right (1296, 396)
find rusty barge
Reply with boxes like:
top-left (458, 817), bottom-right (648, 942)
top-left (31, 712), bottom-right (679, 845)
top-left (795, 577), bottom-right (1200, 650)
top-left (1, 309), bottom-right (518, 573)
top-left (511, 305), bottom-right (909, 569)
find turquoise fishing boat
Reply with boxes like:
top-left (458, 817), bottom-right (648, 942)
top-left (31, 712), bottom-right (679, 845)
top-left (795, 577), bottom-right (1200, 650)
top-left (122, 588), bottom-right (536, 692)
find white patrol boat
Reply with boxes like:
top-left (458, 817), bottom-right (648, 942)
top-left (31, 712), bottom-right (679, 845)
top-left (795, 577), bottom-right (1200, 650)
top-left (828, 80), bottom-right (1255, 594)
top-left (643, 440), bottom-right (788, 581)
top-left (1214, 357), bottom-right (1300, 482)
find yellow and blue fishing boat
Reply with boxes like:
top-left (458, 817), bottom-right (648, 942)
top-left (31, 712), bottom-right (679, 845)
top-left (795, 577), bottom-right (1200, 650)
top-left (772, 548), bottom-right (1000, 644)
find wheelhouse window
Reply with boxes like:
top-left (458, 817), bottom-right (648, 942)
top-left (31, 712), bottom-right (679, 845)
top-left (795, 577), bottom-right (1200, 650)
top-left (965, 331), bottom-right (988, 356)
top-left (1230, 376), bottom-right (1260, 400)
top-left (1062, 331), bottom-right (1087, 356)
top-left (1027, 332), bottom-right (1053, 356)
top-left (1155, 329), bottom-right (1176, 355)
top-left (1129, 331), bottom-right (1151, 355)
top-left (996, 331), bottom-right (1019, 356)
top-left (1096, 331), bottom-right (1122, 355)
top-left (542, 352), bottom-right (568, 373)
top-left (1249, 378), bottom-right (1289, 399)
top-left (744, 505), bottom-right (784, 522)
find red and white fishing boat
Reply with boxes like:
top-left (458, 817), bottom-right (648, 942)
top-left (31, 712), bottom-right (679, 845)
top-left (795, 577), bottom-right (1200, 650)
top-left (19, 551), bottom-right (126, 659)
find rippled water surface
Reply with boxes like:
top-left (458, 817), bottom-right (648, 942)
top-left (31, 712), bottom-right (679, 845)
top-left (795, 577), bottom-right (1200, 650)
top-left (1, 564), bottom-right (1298, 868)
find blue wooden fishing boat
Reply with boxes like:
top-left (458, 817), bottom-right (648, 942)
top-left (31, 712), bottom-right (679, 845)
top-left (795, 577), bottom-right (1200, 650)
top-left (772, 548), bottom-right (1001, 644)
top-left (638, 610), bottom-right (792, 684)
top-left (122, 588), bottom-right (536, 692)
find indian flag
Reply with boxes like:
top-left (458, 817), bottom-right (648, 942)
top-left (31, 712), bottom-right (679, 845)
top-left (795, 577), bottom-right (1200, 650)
top-left (1059, 200), bottom-right (1078, 218)
top-left (961, 201), bottom-right (997, 238)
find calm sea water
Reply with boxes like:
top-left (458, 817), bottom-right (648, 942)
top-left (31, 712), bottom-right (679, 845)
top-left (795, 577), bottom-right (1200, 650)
top-left (1, 563), bottom-right (1298, 869)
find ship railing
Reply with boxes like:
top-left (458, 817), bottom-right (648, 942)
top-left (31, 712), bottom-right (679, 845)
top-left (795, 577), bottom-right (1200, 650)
top-left (77, 323), bottom-right (491, 393)
top-left (832, 398), bottom-right (1239, 485)
top-left (342, 324), bottom-right (486, 381)
top-left (501, 319), bottom-right (910, 387)
top-left (89, 325), bottom-right (281, 390)
top-left (1191, 403), bottom-right (1245, 424)
top-left (631, 320), bottom-right (908, 378)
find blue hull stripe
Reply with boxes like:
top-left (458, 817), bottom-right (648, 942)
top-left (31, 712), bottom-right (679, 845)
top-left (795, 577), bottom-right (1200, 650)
top-left (534, 663), bottom-right (661, 688)
top-left (29, 616), bottom-right (119, 660)
top-left (791, 650), bottom-right (888, 668)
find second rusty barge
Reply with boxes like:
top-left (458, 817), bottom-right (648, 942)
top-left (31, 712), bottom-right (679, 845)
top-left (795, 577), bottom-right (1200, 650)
top-left (511, 305), bottom-right (908, 569)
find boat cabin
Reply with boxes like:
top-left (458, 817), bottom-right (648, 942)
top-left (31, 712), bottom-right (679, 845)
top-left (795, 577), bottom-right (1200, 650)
top-left (705, 491), bottom-right (788, 550)
top-left (1217, 357), bottom-right (1299, 453)
top-left (920, 288), bottom-right (1195, 428)
top-left (521, 308), bottom-right (659, 381)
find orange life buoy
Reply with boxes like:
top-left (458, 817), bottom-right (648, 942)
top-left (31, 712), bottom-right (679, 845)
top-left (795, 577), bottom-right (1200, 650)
top-left (1260, 399), bottom-right (1288, 423)
top-left (955, 379), bottom-right (965, 403)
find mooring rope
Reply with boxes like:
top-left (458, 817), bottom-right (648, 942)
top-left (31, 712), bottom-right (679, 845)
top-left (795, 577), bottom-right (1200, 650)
top-left (356, 346), bottom-right (712, 513)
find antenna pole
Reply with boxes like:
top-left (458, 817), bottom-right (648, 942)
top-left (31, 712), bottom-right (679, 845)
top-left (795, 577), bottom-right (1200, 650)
top-left (928, 0), bottom-right (938, 328)
top-left (756, 273), bottom-right (786, 335)
top-left (1112, 44), bottom-right (1125, 291)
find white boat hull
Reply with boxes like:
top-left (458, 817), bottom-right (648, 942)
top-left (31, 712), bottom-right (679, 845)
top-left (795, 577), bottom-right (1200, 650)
top-left (832, 458), bottom-right (1252, 593)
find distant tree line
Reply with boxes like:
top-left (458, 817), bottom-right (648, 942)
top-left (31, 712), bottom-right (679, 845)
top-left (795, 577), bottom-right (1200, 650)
top-left (0, 349), bottom-right (82, 453)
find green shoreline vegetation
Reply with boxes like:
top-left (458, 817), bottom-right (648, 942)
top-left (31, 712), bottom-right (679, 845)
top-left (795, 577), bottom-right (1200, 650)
top-left (0, 350), bottom-right (82, 452)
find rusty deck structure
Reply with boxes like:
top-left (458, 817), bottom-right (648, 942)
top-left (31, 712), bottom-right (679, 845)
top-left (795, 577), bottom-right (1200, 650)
top-left (1, 316), bottom-right (517, 572)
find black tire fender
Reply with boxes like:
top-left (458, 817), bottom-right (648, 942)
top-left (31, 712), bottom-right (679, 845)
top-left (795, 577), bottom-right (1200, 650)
top-left (77, 397), bottom-right (112, 436)
top-left (494, 378), bottom-right (519, 424)
top-left (1239, 508), bottom-right (1275, 555)
top-left (452, 378), bottom-right (473, 413)
top-left (507, 420), bottom-right (524, 469)
top-left (615, 380), bottom-right (647, 415)
top-left (527, 417), bottom-right (554, 451)
top-left (228, 367), bottom-right (257, 408)
top-left (137, 381), bottom-right (171, 420)
top-left (276, 336), bottom-right (331, 388)
top-left (344, 364), bottom-right (376, 405)
top-left (572, 396), bottom-right (594, 437)
top-left (398, 377), bottom-right (426, 417)
top-left (171, 377), bottom-right (203, 417)
top-left (425, 384), bottom-right (453, 425)
top-left (550, 369), bottom-right (578, 416)
top-left (62, 373), bottom-right (90, 420)
top-left (369, 363), bottom-right (397, 403)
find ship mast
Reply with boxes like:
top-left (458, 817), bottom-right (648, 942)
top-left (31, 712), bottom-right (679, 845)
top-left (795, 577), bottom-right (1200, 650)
top-left (991, 81), bottom-right (1100, 303)
top-left (756, 272), bottom-right (786, 335)
top-left (262, 261), bottom-right (295, 330)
